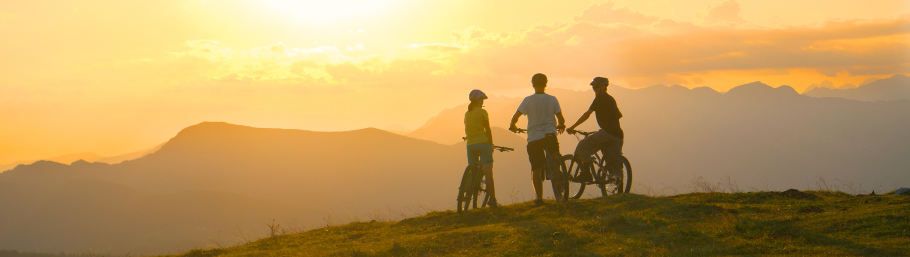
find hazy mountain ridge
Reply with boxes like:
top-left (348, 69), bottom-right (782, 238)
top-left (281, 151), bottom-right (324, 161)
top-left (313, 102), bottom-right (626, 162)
top-left (0, 144), bottom-right (162, 173)
top-left (803, 74), bottom-right (910, 101)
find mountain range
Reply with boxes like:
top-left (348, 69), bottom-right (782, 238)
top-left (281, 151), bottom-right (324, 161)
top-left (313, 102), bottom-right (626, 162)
top-left (2, 79), bottom-right (909, 255)
top-left (803, 74), bottom-right (910, 102)
top-left (0, 144), bottom-right (163, 173)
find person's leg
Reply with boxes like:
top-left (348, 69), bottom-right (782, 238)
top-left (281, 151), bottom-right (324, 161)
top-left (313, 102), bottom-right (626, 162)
top-left (607, 138), bottom-right (624, 174)
top-left (527, 139), bottom-right (546, 205)
top-left (544, 135), bottom-right (564, 202)
top-left (591, 131), bottom-right (623, 176)
top-left (573, 134), bottom-right (601, 182)
top-left (482, 163), bottom-right (495, 203)
top-left (479, 144), bottom-right (496, 206)
top-left (532, 167), bottom-right (544, 202)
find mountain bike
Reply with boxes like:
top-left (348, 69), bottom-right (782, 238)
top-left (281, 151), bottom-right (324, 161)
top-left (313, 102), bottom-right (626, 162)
top-left (457, 144), bottom-right (513, 212)
top-left (513, 128), bottom-right (570, 202)
top-left (564, 130), bottom-right (632, 198)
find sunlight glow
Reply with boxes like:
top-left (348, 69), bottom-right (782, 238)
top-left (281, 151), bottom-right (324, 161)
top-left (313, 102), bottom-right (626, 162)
top-left (263, 0), bottom-right (393, 22)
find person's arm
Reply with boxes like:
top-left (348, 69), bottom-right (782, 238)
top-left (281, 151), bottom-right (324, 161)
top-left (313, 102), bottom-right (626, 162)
top-left (555, 112), bottom-right (566, 134)
top-left (509, 110), bottom-right (522, 132)
top-left (567, 109), bottom-right (594, 134)
top-left (483, 117), bottom-right (493, 146)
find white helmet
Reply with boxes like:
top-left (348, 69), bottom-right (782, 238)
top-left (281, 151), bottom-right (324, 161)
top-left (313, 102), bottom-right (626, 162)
top-left (469, 89), bottom-right (488, 101)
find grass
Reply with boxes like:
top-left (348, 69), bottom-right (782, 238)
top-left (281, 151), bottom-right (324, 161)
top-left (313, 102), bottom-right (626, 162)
top-left (165, 190), bottom-right (909, 256)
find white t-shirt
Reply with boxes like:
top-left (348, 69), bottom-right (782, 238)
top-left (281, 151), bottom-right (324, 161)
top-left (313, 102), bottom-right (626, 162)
top-left (517, 93), bottom-right (562, 142)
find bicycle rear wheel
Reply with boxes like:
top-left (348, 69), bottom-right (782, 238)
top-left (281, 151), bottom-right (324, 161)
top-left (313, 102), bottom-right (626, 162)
top-left (563, 154), bottom-right (587, 199)
top-left (602, 157), bottom-right (632, 195)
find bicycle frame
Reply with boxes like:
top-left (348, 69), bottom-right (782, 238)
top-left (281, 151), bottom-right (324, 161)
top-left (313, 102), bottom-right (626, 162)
top-left (457, 144), bottom-right (513, 212)
top-left (568, 130), bottom-right (632, 195)
top-left (512, 128), bottom-right (569, 202)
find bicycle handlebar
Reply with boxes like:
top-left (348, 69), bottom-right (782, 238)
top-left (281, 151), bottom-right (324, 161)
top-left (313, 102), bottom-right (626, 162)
top-left (493, 146), bottom-right (514, 152)
top-left (459, 137), bottom-right (514, 152)
top-left (572, 130), bottom-right (595, 136)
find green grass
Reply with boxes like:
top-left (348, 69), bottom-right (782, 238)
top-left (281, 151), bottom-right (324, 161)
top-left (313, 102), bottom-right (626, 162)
top-left (166, 191), bottom-right (909, 256)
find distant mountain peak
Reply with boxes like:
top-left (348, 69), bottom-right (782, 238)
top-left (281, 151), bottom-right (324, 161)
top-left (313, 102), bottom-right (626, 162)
top-left (724, 81), bottom-right (800, 99)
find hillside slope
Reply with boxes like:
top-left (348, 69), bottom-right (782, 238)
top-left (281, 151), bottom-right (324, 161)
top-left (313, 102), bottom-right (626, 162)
top-left (0, 122), bottom-right (536, 255)
top-left (169, 191), bottom-right (910, 256)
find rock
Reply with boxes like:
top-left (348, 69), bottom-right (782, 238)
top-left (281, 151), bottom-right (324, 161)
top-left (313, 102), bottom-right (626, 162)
top-left (779, 189), bottom-right (818, 200)
top-left (894, 188), bottom-right (910, 196)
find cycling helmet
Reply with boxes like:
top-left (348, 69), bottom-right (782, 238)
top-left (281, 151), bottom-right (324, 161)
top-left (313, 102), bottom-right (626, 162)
top-left (590, 77), bottom-right (609, 87)
top-left (531, 73), bottom-right (548, 86)
top-left (469, 89), bottom-right (488, 101)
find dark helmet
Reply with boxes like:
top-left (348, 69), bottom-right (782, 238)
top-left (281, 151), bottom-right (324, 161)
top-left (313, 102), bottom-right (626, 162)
top-left (531, 73), bottom-right (547, 86)
top-left (590, 77), bottom-right (609, 87)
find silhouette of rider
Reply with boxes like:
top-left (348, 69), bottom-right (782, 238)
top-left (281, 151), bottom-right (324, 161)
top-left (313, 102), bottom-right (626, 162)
top-left (567, 77), bottom-right (624, 182)
top-left (509, 73), bottom-right (566, 207)
top-left (465, 89), bottom-right (499, 208)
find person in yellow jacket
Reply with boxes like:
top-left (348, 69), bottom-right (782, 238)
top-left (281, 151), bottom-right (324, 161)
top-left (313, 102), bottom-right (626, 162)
top-left (464, 89), bottom-right (498, 207)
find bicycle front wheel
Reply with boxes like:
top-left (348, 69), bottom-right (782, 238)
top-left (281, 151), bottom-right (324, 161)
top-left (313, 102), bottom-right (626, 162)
top-left (563, 154), bottom-right (587, 199)
top-left (621, 156), bottom-right (632, 194)
top-left (479, 177), bottom-right (490, 208)
top-left (457, 165), bottom-right (475, 212)
top-left (549, 154), bottom-right (569, 202)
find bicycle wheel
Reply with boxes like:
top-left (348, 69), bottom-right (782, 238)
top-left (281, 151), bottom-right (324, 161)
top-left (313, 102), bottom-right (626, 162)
top-left (563, 154), bottom-right (587, 199)
top-left (602, 157), bottom-right (632, 195)
top-left (471, 166), bottom-right (486, 209)
top-left (457, 165), bottom-right (475, 212)
top-left (591, 158), bottom-right (609, 196)
top-left (621, 156), bottom-right (632, 194)
top-left (548, 154), bottom-right (569, 202)
top-left (478, 175), bottom-right (490, 208)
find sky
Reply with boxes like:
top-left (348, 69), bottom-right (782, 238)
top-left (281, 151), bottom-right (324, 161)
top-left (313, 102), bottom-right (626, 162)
top-left (0, 0), bottom-right (908, 163)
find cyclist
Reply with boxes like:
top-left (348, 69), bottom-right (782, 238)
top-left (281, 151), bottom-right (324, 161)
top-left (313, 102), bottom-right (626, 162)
top-left (509, 73), bottom-right (567, 207)
top-left (465, 89), bottom-right (498, 208)
top-left (567, 77), bottom-right (624, 183)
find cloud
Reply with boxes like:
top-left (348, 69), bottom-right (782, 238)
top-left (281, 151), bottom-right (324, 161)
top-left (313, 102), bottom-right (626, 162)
top-left (702, 0), bottom-right (746, 25)
top-left (442, 11), bottom-right (910, 89)
top-left (414, 43), bottom-right (464, 52)
top-left (573, 1), bottom-right (659, 26)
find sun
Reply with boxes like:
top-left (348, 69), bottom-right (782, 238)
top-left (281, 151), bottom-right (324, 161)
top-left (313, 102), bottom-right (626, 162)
top-left (263, 0), bottom-right (394, 23)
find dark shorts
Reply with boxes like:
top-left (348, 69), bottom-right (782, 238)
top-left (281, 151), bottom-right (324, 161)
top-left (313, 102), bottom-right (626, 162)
top-left (527, 134), bottom-right (561, 171)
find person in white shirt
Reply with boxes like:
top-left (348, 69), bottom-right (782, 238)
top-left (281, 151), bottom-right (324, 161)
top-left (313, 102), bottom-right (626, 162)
top-left (509, 73), bottom-right (567, 207)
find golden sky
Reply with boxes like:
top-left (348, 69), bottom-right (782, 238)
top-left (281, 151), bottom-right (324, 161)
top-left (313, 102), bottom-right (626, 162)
top-left (1, 0), bottom-right (908, 163)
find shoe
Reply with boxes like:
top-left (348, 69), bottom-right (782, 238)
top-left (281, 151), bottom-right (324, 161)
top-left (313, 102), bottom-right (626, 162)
top-left (531, 200), bottom-right (546, 208)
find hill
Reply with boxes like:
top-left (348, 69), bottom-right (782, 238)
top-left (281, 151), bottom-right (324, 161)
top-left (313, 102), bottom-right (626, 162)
top-left (406, 83), bottom-right (910, 194)
top-left (166, 191), bottom-right (910, 256)
top-left (0, 122), bottom-right (537, 255)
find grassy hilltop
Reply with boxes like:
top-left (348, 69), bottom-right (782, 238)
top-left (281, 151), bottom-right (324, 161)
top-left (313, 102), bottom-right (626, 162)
top-left (169, 191), bottom-right (909, 256)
